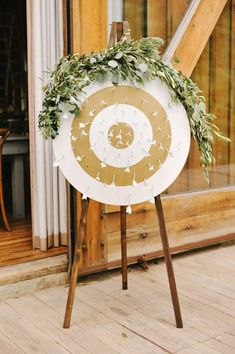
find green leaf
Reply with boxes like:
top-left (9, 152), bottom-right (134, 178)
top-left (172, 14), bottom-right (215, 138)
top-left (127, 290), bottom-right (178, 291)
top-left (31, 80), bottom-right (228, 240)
top-left (90, 57), bottom-right (97, 64)
top-left (199, 101), bottom-right (206, 113)
top-left (37, 35), bottom-right (230, 178)
top-left (115, 52), bottom-right (123, 59)
top-left (108, 60), bottom-right (118, 68)
top-left (138, 63), bottom-right (148, 73)
top-left (192, 111), bottom-right (200, 122)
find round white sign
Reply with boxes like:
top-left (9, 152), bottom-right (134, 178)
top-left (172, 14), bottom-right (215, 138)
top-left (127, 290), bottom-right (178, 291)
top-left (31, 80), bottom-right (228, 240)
top-left (53, 78), bottom-right (191, 205)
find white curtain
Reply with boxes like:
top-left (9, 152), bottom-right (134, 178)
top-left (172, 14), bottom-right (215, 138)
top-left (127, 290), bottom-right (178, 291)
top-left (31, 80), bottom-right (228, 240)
top-left (27, 0), bottom-right (67, 250)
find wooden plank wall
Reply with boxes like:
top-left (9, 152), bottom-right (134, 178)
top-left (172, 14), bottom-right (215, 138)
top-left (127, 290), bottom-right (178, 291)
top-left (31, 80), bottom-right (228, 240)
top-left (106, 188), bottom-right (235, 264)
top-left (71, 0), bottom-right (235, 271)
top-left (191, 0), bottom-right (234, 190)
top-left (124, 0), bottom-right (234, 193)
top-left (105, 0), bottom-right (235, 264)
top-left (125, 0), bottom-right (192, 193)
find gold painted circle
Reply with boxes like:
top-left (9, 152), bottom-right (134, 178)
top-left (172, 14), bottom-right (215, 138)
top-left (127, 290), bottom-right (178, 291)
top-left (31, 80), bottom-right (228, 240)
top-left (108, 122), bottom-right (134, 149)
top-left (71, 85), bottom-right (172, 186)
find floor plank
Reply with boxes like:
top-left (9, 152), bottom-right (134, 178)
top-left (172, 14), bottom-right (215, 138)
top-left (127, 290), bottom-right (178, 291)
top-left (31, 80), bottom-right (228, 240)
top-left (36, 287), bottom-right (166, 353)
top-left (215, 333), bottom-right (235, 349)
top-left (0, 302), bottom-right (69, 353)
top-left (98, 271), bottom-right (214, 340)
top-left (175, 342), bottom-right (221, 354)
top-left (149, 264), bottom-right (235, 318)
top-left (75, 283), bottom-right (193, 352)
top-left (0, 220), bottom-right (67, 267)
top-left (204, 338), bottom-right (233, 354)
top-left (0, 330), bottom-right (25, 354)
top-left (5, 296), bottom-right (94, 354)
top-left (0, 244), bottom-right (235, 353)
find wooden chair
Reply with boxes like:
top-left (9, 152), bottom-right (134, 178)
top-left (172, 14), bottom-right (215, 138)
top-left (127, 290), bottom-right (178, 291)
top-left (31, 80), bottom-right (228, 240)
top-left (0, 128), bottom-right (11, 231)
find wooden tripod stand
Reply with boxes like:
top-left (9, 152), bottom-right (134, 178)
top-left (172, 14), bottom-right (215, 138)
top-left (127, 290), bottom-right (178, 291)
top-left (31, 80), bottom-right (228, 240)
top-left (63, 22), bottom-right (183, 329)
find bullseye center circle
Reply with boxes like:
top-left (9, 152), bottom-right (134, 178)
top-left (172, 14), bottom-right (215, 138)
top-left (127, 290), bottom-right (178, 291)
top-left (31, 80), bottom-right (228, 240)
top-left (108, 122), bottom-right (134, 149)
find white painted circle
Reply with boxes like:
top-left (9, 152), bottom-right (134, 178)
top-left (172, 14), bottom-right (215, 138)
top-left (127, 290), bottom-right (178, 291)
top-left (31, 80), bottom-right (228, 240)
top-left (53, 78), bottom-right (191, 205)
top-left (89, 104), bottom-right (153, 168)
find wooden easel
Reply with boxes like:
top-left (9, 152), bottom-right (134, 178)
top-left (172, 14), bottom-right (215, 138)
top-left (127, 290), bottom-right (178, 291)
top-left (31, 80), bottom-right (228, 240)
top-left (63, 22), bottom-right (183, 329)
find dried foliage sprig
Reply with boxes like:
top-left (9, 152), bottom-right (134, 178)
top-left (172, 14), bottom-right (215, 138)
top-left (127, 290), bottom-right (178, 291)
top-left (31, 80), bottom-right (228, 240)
top-left (38, 35), bottom-right (229, 176)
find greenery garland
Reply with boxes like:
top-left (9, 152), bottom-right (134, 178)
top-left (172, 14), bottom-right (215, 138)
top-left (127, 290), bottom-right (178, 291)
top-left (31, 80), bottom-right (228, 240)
top-left (38, 35), bottom-right (229, 177)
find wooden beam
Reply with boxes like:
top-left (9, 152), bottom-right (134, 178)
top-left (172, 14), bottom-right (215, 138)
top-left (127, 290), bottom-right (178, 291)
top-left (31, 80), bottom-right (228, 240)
top-left (163, 0), bottom-right (200, 63)
top-left (71, 0), bottom-right (108, 269)
top-left (74, 232), bottom-right (235, 277)
top-left (164, 0), bottom-right (228, 77)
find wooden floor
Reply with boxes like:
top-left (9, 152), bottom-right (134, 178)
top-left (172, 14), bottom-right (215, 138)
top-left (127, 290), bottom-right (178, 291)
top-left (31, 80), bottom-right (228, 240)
top-left (1, 244), bottom-right (235, 353)
top-left (0, 220), bottom-right (67, 267)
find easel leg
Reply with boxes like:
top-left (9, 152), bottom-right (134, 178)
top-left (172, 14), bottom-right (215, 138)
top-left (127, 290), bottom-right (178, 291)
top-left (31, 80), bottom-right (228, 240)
top-left (120, 206), bottom-right (128, 289)
top-left (63, 198), bottom-right (89, 328)
top-left (154, 195), bottom-right (183, 328)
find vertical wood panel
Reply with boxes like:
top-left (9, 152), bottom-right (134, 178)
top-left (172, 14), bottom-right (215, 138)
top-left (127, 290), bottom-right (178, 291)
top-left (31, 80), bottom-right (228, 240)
top-left (124, 0), bottom-right (145, 39)
top-left (71, 0), bottom-right (107, 55)
top-left (166, 0), bottom-right (191, 194)
top-left (166, 0), bottom-right (191, 43)
top-left (71, 0), bottom-right (108, 269)
top-left (229, 0), bottom-right (235, 184)
top-left (147, 0), bottom-right (167, 52)
top-left (210, 1), bottom-right (230, 187)
top-left (62, 0), bottom-right (68, 56)
top-left (188, 43), bottom-right (210, 190)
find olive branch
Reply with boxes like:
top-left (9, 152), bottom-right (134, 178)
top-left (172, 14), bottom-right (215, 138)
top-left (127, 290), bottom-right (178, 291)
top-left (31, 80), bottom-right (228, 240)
top-left (38, 35), bottom-right (229, 177)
